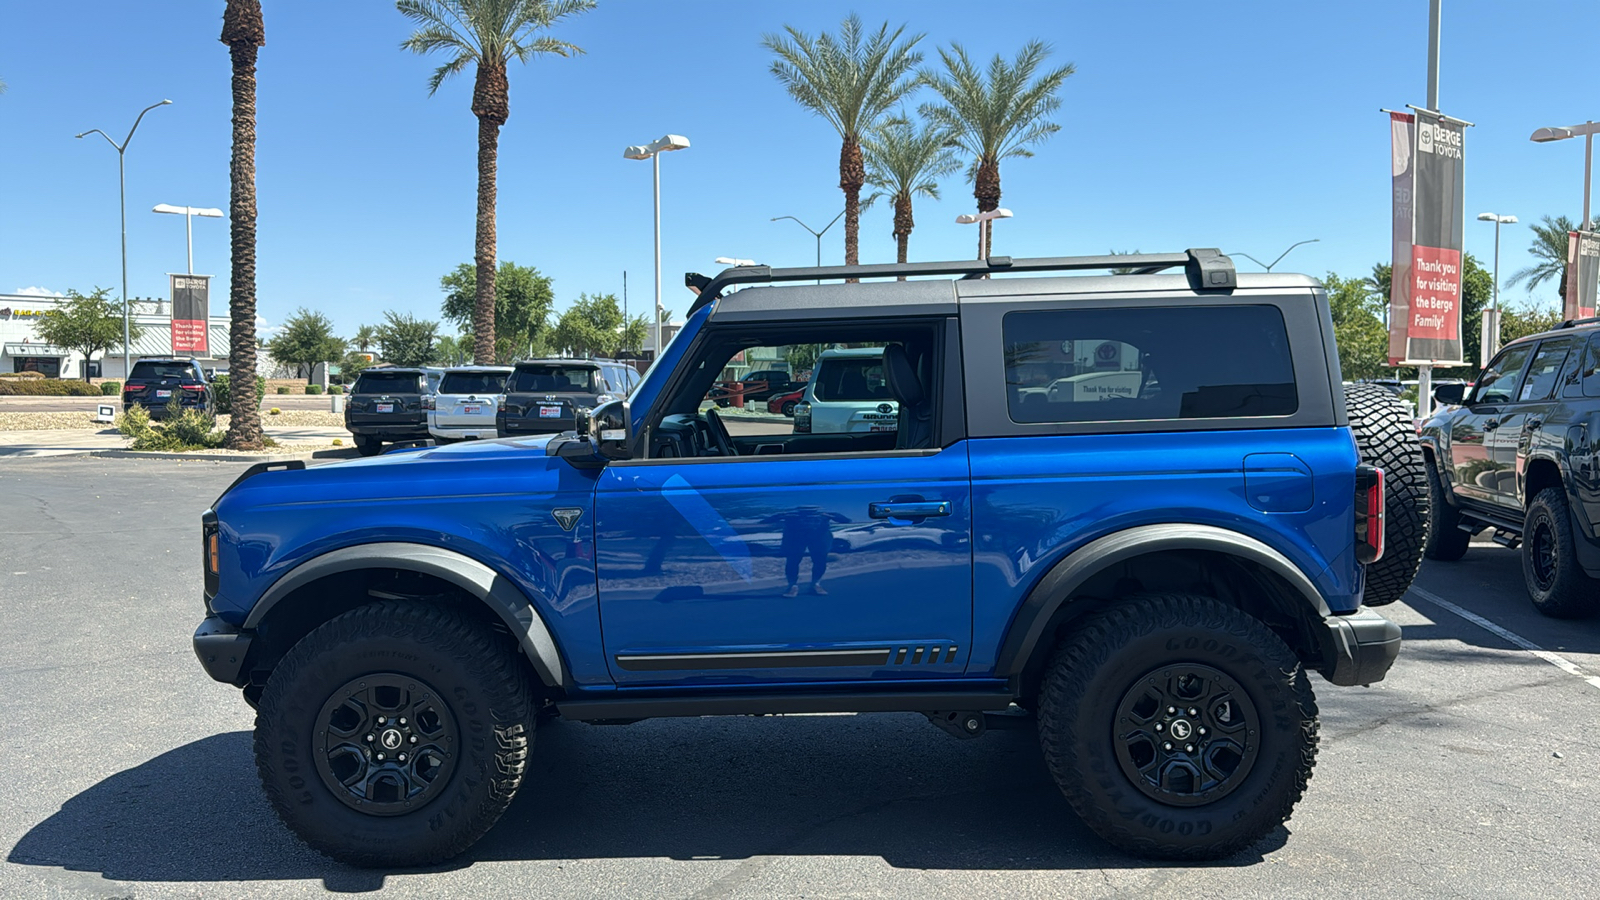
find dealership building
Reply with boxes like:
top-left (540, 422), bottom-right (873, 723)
top-left (0, 292), bottom-right (231, 379)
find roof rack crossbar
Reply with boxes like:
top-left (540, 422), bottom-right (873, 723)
top-left (687, 249), bottom-right (1235, 314)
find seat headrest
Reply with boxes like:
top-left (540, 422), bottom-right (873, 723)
top-left (882, 343), bottom-right (925, 407)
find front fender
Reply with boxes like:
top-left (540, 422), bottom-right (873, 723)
top-left (242, 542), bottom-right (567, 688)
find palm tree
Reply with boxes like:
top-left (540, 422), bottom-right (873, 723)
top-left (921, 41), bottom-right (1074, 257)
top-left (399, 0), bottom-right (594, 364)
top-left (862, 116), bottom-right (959, 268)
top-left (221, 0), bottom-right (266, 450)
top-left (764, 15), bottom-right (924, 271)
top-left (1508, 215), bottom-right (1578, 303)
top-left (353, 324), bottom-right (378, 353)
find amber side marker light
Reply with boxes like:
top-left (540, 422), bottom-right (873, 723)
top-left (207, 532), bottom-right (220, 573)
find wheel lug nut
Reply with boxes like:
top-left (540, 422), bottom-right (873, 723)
top-left (399, 717), bottom-right (407, 726)
top-left (365, 734), bottom-right (374, 742)
top-left (377, 716), bottom-right (387, 725)
top-left (1163, 742), bottom-right (1173, 751)
top-left (398, 753), bottom-right (407, 762)
top-left (1154, 723), bottom-right (1164, 732)
top-left (409, 736), bottom-right (418, 744)
top-left (1198, 727), bottom-right (1207, 735)
top-left (1188, 708), bottom-right (1198, 716)
top-left (1167, 706), bottom-right (1176, 715)
top-left (376, 753), bottom-right (385, 761)
top-left (1185, 744), bottom-right (1195, 753)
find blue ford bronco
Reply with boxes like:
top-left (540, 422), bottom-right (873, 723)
top-left (193, 251), bottom-right (1419, 866)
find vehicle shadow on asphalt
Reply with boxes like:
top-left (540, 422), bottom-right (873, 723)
top-left (7, 714), bottom-right (1286, 890)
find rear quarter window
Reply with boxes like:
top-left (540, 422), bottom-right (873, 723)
top-left (1003, 305), bottom-right (1298, 423)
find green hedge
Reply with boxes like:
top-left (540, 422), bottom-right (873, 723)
top-left (0, 379), bottom-right (103, 396)
top-left (100, 381), bottom-right (122, 395)
top-left (306, 384), bottom-right (324, 395)
top-left (212, 374), bottom-right (267, 414)
top-left (329, 385), bottom-right (344, 395)
top-left (276, 386), bottom-right (290, 395)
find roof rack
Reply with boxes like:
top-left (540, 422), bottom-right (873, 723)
top-left (687, 248), bottom-right (1237, 315)
top-left (1557, 316), bottom-right (1600, 329)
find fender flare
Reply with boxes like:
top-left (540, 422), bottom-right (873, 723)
top-left (993, 524), bottom-right (1332, 677)
top-left (242, 542), bottom-right (566, 689)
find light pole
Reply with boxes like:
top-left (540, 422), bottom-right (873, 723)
top-left (1476, 213), bottom-right (1517, 360)
top-left (1531, 121), bottom-right (1600, 230)
top-left (77, 99), bottom-right (172, 378)
top-left (956, 209), bottom-right (1013, 261)
top-left (624, 134), bottom-right (690, 357)
top-left (1229, 238), bottom-right (1320, 273)
top-left (152, 204), bottom-right (224, 274)
top-left (771, 211), bottom-right (846, 268)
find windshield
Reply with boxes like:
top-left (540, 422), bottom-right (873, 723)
top-left (129, 362), bottom-right (198, 382)
top-left (354, 371), bottom-right (423, 394)
top-left (509, 365), bottom-right (597, 393)
top-left (439, 371), bottom-right (508, 394)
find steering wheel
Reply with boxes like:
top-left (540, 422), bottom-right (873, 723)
top-left (704, 407), bottom-right (738, 457)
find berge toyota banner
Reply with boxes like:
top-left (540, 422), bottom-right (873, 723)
top-left (1566, 230), bottom-right (1600, 321)
top-left (169, 274), bottom-right (210, 355)
top-left (1388, 109), bottom-right (1467, 366)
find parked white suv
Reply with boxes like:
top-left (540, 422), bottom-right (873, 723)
top-left (793, 347), bottom-right (898, 435)
top-left (428, 366), bottom-right (513, 442)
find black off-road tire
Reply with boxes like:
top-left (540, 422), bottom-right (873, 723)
top-left (1037, 594), bottom-right (1318, 860)
top-left (1344, 383), bottom-right (1428, 606)
top-left (1523, 487), bottom-right (1600, 619)
top-left (781, 400), bottom-right (797, 418)
top-left (355, 437), bottom-right (382, 457)
top-left (254, 601), bottom-right (534, 867)
top-left (1422, 455), bottom-right (1471, 561)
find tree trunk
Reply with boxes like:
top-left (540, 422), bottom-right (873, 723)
top-left (975, 158), bottom-right (1001, 258)
top-left (471, 62), bottom-right (510, 365)
top-left (893, 192), bottom-right (913, 277)
top-left (222, 30), bottom-right (264, 450)
top-left (840, 138), bottom-right (864, 281)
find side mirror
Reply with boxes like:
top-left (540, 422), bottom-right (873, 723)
top-left (590, 399), bottom-right (631, 460)
top-left (1433, 383), bottom-right (1466, 406)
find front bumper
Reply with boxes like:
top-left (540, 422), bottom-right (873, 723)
top-left (194, 615), bottom-right (252, 686)
top-left (1318, 607), bottom-right (1401, 686)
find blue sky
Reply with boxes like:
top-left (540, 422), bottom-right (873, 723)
top-left (1, 1), bottom-right (1597, 338)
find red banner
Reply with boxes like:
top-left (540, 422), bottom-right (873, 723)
top-left (1409, 245), bottom-right (1462, 340)
top-left (1388, 109), bottom-right (1466, 365)
top-left (1566, 231), bottom-right (1599, 321)
top-left (169, 274), bottom-right (210, 356)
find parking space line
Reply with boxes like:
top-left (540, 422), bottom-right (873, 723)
top-left (1407, 586), bottom-right (1600, 691)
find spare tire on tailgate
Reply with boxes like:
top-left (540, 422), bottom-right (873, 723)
top-left (1344, 383), bottom-right (1429, 607)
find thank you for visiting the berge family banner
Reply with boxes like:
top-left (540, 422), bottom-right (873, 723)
top-left (170, 274), bottom-right (210, 355)
top-left (1388, 109), bottom-right (1466, 366)
top-left (1566, 230), bottom-right (1600, 321)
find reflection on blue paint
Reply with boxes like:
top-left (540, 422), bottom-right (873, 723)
top-left (661, 472), bottom-right (753, 581)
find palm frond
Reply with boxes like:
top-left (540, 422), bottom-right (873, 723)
top-left (762, 13), bottom-right (924, 141)
top-left (1507, 214), bottom-right (1576, 290)
top-left (862, 114), bottom-right (960, 211)
top-left (399, 0), bottom-right (594, 92)
top-left (920, 39), bottom-right (1074, 180)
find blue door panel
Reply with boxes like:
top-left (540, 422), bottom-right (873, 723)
top-left (967, 428), bottom-right (1360, 675)
top-left (594, 445), bottom-right (974, 685)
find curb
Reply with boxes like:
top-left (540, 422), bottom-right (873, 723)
top-left (90, 447), bottom-right (359, 463)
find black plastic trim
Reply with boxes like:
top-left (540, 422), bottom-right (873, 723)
top-left (1318, 607), bottom-right (1402, 686)
top-left (193, 615), bottom-right (253, 686)
top-left (994, 524), bottom-right (1332, 677)
top-left (615, 648), bottom-right (894, 671)
top-left (242, 542), bottom-right (567, 688)
top-left (557, 688), bottom-right (1017, 721)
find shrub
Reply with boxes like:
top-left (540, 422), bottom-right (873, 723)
top-left (269, 407), bottom-right (281, 415)
top-left (100, 381), bottom-right (122, 396)
top-left (329, 385), bottom-right (344, 395)
top-left (0, 379), bottom-right (102, 396)
top-left (212, 374), bottom-right (267, 414)
top-left (306, 384), bottom-right (324, 395)
top-left (0, 370), bottom-right (46, 379)
top-left (332, 438), bottom-right (344, 446)
top-left (276, 386), bottom-right (290, 395)
top-left (117, 401), bottom-right (224, 451)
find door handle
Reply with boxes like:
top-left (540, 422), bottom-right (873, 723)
top-left (869, 500), bottom-right (951, 519)
top-left (1484, 419), bottom-right (1499, 430)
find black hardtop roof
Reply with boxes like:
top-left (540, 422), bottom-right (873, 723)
top-left (359, 366), bottom-right (440, 374)
top-left (441, 365), bottom-right (514, 372)
top-left (512, 358), bottom-right (616, 368)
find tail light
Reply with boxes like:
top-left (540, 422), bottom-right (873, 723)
top-left (793, 401), bottom-right (812, 433)
top-left (123, 383), bottom-right (141, 392)
top-left (180, 384), bottom-right (205, 392)
top-left (423, 395), bottom-right (435, 410)
top-left (1355, 465), bottom-right (1385, 564)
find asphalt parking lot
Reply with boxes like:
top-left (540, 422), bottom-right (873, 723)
top-left (2, 457), bottom-right (1598, 899)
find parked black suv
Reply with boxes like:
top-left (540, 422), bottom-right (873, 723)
top-left (122, 357), bottom-right (212, 418)
top-left (1421, 322), bottom-right (1600, 618)
top-left (344, 366), bottom-right (443, 456)
top-left (497, 358), bottom-right (634, 436)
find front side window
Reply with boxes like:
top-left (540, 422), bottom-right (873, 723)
top-left (1518, 339), bottom-right (1573, 402)
top-left (1003, 305), bottom-right (1297, 423)
top-left (509, 365), bottom-right (598, 393)
top-left (1470, 344), bottom-right (1533, 404)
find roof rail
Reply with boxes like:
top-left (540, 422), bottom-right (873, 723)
top-left (686, 248), bottom-right (1237, 315)
top-left (1558, 316), bottom-right (1600, 329)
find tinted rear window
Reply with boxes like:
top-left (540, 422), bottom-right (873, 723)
top-left (129, 362), bottom-right (198, 381)
top-left (509, 365), bottom-right (597, 393)
top-left (439, 372), bottom-right (508, 394)
top-left (354, 371), bottom-right (424, 394)
top-left (813, 354), bottom-right (890, 402)
top-left (1003, 306), bottom-right (1298, 423)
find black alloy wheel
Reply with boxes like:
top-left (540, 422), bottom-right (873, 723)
top-left (313, 674), bottom-right (458, 815)
top-left (1112, 664), bottom-right (1261, 807)
top-left (1522, 487), bottom-right (1600, 618)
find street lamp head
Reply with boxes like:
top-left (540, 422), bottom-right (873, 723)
top-left (955, 214), bottom-right (978, 224)
top-left (623, 145), bottom-right (652, 160)
top-left (1532, 126), bottom-right (1575, 143)
top-left (715, 257), bottom-right (756, 267)
top-left (1477, 212), bottom-right (1498, 221)
top-left (160, 99), bottom-right (173, 106)
top-left (992, 208), bottom-right (1014, 220)
top-left (1503, 215), bottom-right (1519, 224)
top-left (652, 134), bottom-right (690, 153)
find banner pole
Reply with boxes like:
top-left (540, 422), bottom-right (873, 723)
top-left (1426, 0), bottom-right (1441, 112)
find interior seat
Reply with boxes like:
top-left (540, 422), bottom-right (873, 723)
top-left (883, 343), bottom-right (933, 450)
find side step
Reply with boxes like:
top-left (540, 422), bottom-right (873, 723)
top-left (556, 689), bottom-right (1017, 723)
top-left (1458, 507), bottom-right (1523, 547)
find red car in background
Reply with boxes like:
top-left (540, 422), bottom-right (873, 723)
top-left (767, 387), bottom-right (805, 417)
